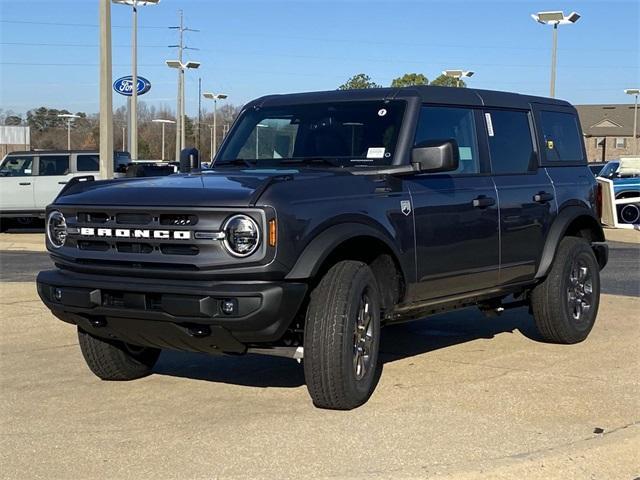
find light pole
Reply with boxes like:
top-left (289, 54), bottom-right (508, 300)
top-left (442, 70), bottom-right (474, 88)
top-left (256, 123), bottom-right (267, 159)
top-left (122, 126), bottom-right (126, 151)
top-left (112, 0), bottom-right (160, 160)
top-left (152, 119), bottom-right (176, 160)
top-left (166, 59), bottom-right (200, 157)
top-left (531, 10), bottom-right (581, 98)
top-left (625, 89), bottom-right (640, 155)
top-left (203, 92), bottom-right (228, 158)
top-left (57, 114), bottom-right (80, 150)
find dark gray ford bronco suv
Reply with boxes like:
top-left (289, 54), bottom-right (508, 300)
top-left (37, 86), bottom-right (608, 410)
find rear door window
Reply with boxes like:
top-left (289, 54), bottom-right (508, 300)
top-left (77, 154), bottom-right (100, 172)
top-left (485, 110), bottom-right (536, 174)
top-left (414, 106), bottom-right (481, 174)
top-left (540, 111), bottom-right (584, 162)
top-left (38, 155), bottom-right (70, 176)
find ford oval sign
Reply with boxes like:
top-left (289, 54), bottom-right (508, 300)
top-left (113, 76), bottom-right (152, 96)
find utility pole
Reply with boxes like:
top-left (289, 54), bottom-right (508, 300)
top-left (169, 11), bottom-right (199, 160)
top-left (197, 77), bottom-right (202, 152)
top-left (131, 1), bottom-right (138, 159)
top-left (99, 0), bottom-right (114, 179)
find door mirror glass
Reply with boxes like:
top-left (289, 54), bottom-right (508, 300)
top-left (412, 139), bottom-right (460, 173)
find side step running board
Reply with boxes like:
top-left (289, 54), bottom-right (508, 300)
top-left (247, 346), bottom-right (304, 362)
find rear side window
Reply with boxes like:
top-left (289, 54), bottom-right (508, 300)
top-left (414, 106), bottom-right (480, 174)
top-left (485, 110), bottom-right (535, 175)
top-left (38, 155), bottom-right (69, 176)
top-left (540, 111), bottom-right (584, 162)
top-left (77, 154), bottom-right (99, 172)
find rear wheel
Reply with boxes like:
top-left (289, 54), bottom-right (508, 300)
top-left (303, 260), bottom-right (381, 410)
top-left (78, 328), bottom-right (160, 380)
top-left (531, 237), bottom-right (600, 344)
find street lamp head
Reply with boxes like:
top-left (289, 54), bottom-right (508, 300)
top-left (112, 0), bottom-right (160, 5)
top-left (624, 89), bottom-right (640, 95)
top-left (184, 61), bottom-right (201, 69)
top-left (57, 114), bottom-right (80, 119)
top-left (532, 10), bottom-right (581, 25)
top-left (443, 70), bottom-right (462, 78)
top-left (153, 119), bottom-right (176, 124)
top-left (203, 92), bottom-right (228, 100)
top-left (443, 70), bottom-right (473, 79)
top-left (166, 60), bottom-right (182, 69)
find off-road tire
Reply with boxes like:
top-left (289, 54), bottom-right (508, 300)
top-left (303, 260), bottom-right (381, 410)
top-left (531, 237), bottom-right (600, 344)
top-left (78, 328), bottom-right (160, 380)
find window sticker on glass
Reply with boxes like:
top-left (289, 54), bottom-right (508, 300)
top-left (367, 147), bottom-right (386, 159)
top-left (458, 147), bottom-right (472, 160)
top-left (485, 113), bottom-right (494, 136)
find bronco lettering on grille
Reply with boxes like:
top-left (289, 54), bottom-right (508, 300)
top-left (78, 227), bottom-right (191, 240)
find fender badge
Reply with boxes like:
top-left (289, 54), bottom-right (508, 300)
top-left (401, 200), bottom-right (411, 216)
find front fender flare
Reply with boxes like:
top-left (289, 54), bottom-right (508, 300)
top-left (285, 223), bottom-right (406, 281)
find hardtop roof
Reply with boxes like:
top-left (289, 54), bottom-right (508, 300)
top-left (249, 85), bottom-right (572, 110)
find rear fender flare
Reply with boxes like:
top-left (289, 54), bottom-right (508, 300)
top-left (535, 206), bottom-right (605, 279)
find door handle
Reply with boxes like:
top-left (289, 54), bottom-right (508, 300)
top-left (58, 181), bottom-right (68, 185)
top-left (19, 182), bottom-right (31, 186)
top-left (472, 196), bottom-right (496, 208)
top-left (533, 192), bottom-right (554, 203)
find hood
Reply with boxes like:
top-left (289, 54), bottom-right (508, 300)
top-left (613, 176), bottom-right (640, 193)
top-left (54, 168), bottom-right (343, 207)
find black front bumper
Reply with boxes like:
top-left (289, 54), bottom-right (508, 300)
top-left (37, 269), bottom-right (307, 354)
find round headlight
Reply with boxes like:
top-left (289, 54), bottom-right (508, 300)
top-left (47, 210), bottom-right (67, 248)
top-left (223, 214), bottom-right (260, 257)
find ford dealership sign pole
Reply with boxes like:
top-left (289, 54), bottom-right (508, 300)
top-left (112, 0), bottom-right (160, 159)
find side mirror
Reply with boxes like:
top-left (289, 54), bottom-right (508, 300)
top-left (412, 139), bottom-right (459, 173)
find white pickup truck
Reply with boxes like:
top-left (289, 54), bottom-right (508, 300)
top-left (0, 150), bottom-right (130, 220)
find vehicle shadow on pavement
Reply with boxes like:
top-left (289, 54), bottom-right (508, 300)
top-left (379, 306), bottom-right (542, 364)
top-left (153, 306), bottom-right (541, 389)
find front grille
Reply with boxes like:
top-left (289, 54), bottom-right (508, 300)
top-left (78, 240), bottom-right (110, 251)
top-left (116, 213), bottom-right (152, 225)
top-left (160, 244), bottom-right (199, 256)
top-left (55, 206), bottom-right (269, 274)
top-left (77, 212), bottom-right (109, 224)
top-left (160, 214), bottom-right (198, 226)
top-left (116, 242), bottom-right (153, 254)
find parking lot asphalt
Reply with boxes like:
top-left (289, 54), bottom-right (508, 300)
top-left (0, 235), bottom-right (639, 479)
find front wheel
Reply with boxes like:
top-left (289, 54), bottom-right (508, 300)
top-left (78, 328), bottom-right (160, 380)
top-left (531, 237), bottom-right (601, 344)
top-left (303, 260), bottom-right (382, 410)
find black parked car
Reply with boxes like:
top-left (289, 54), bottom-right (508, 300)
top-left (37, 86), bottom-right (607, 410)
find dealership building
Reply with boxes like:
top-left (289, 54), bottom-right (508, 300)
top-left (575, 104), bottom-right (638, 162)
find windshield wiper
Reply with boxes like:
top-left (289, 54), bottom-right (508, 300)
top-left (214, 158), bottom-right (255, 168)
top-left (279, 157), bottom-right (343, 168)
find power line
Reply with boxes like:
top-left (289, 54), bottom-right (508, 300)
top-left (0, 19), bottom-right (165, 29)
top-left (1, 61), bottom-right (635, 71)
top-left (1, 19), bottom-right (635, 53)
top-left (0, 41), bottom-right (168, 48)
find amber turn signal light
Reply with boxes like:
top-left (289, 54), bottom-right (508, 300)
top-left (268, 219), bottom-right (277, 247)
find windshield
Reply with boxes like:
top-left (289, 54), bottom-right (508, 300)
top-left (598, 161), bottom-right (619, 178)
top-left (216, 101), bottom-right (406, 168)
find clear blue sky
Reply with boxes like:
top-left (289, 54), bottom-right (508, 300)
top-left (0, 0), bottom-right (638, 117)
